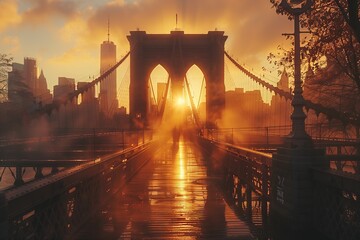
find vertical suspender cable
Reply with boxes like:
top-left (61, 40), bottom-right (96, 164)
top-left (158, 75), bottom-right (171, 124)
top-left (184, 75), bottom-right (201, 129)
top-left (197, 76), bottom-right (205, 109)
top-left (149, 77), bottom-right (158, 110)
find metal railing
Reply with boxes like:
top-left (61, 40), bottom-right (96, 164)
top-left (0, 129), bottom-right (154, 189)
top-left (201, 133), bottom-right (359, 239)
top-left (198, 136), bottom-right (271, 239)
top-left (0, 139), bottom-right (158, 239)
top-left (203, 127), bottom-right (360, 175)
top-left (312, 169), bottom-right (360, 240)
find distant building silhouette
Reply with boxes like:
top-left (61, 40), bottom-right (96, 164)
top-left (54, 77), bottom-right (75, 103)
top-left (8, 59), bottom-right (52, 105)
top-left (24, 58), bottom-right (37, 95)
top-left (8, 63), bottom-right (26, 104)
top-left (224, 87), bottom-right (269, 128)
top-left (76, 82), bottom-right (99, 129)
top-left (77, 82), bottom-right (95, 104)
top-left (36, 70), bottom-right (52, 104)
top-left (269, 69), bottom-right (291, 127)
top-left (58, 77), bottom-right (75, 86)
top-left (100, 36), bottom-right (118, 116)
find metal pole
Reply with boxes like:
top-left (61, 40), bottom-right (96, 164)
top-left (14, 167), bottom-right (24, 186)
top-left (122, 129), bottom-right (125, 150)
top-left (93, 128), bottom-right (96, 159)
top-left (143, 128), bottom-right (145, 144)
top-left (261, 163), bottom-right (268, 224)
top-left (0, 193), bottom-right (8, 240)
top-left (278, 0), bottom-right (314, 148)
top-left (289, 13), bottom-right (312, 148)
top-left (231, 128), bottom-right (234, 144)
top-left (35, 167), bottom-right (43, 179)
top-left (266, 127), bottom-right (269, 149)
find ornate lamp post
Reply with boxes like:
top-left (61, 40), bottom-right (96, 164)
top-left (280, 0), bottom-right (313, 148)
top-left (270, 2), bottom-right (325, 239)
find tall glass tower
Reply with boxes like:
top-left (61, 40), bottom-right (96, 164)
top-left (100, 21), bottom-right (117, 116)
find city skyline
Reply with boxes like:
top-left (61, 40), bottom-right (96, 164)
top-left (0, 0), bottom-right (292, 100)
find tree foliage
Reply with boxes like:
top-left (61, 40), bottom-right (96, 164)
top-left (269, 0), bottom-right (360, 115)
top-left (0, 54), bottom-right (12, 101)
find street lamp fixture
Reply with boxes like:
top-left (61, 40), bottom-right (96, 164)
top-left (280, 0), bottom-right (313, 14)
top-left (280, 0), bottom-right (313, 148)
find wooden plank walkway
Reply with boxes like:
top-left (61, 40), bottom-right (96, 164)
top-left (78, 139), bottom-right (255, 239)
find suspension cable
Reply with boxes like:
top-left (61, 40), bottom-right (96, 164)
top-left (197, 76), bottom-right (205, 109)
top-left (224, 51), bottom-right (359, 126)
top-left (149, 77), bottom-right (158, 107)
top-left (184, 75), bottom-right (201, 129)
top-left (158, 75), bottom-right (171, 124)
top-left (38, 52), bottom-right (131, 116)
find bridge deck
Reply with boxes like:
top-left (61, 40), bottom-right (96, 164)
top-left (78, 139), bottom-right (255, 239)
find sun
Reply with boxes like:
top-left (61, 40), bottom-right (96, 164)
top-left (176, 97), bottom-right (185, 106)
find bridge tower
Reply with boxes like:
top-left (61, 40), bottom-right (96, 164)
top-left (127, 30), bottom-right (227, 128)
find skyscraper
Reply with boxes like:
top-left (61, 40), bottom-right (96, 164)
top-left (8, 63), bottom-right (25, 103)
top-left (54, 77), bottom-right (75, 103)
top-left (37, 70), bottom-right (52, 104)
top-left (24, 58), bottom-right (37, 95)
top-left (100, 21), bottom-right (118, 116)
top-left (8, 59), bottom-right (52, 105)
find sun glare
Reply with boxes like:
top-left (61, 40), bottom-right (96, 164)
top-left (176, 97), bottom-right (185, 106)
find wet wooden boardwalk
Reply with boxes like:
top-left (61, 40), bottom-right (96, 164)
top-left (79, 139), bottom-right (255, 239)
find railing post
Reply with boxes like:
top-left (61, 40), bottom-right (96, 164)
top-left (14, 166), bottom-right (24, 186)
top-left (265, 127), bottom-right (269, 149)
top-left (246, 162), bottom-right (252, 218)
top-left (136, 129), bottom-right (138, 146)
top-left (143, 128), bottom-right (145, 144)
top-left (335, 146), bottom-right (342, 171)
top-left (35, 167), bottom-right (44, 179)
top-left (271, 147), bottom-right (326, 239)
top-left (93, 128), bottom-right (96, 159)
top-left (261, 163), bottom-right (268, 224)
top-left (122, 129), bottom-right (125, 150)
top-left (0, 192), bottom-right (8, 240)
top-left (236, 180), bottom-right (242, 206)
top-left (356, 126), bottom-right (360, 174)
top-left (51, 167), bottom-right (59, 174)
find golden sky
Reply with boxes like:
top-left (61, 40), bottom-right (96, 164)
top-left (0, 0), bottom-right (293, 105)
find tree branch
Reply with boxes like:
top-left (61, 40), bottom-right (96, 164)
top-left (334, 0), bottom-right (360, 43)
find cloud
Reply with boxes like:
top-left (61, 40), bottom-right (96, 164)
top-left (3, 0), bottom-right (293, 95)
top-left (1, 36), bottom-right (21, 54)
top-left (0, 0), bottom-right (21, 32)
top-left (82, 0), bottom-right (292, 67)
top-left (58, 16), bottom-right (88, 43)
top-left (21, 0), bottom-right (77, 24)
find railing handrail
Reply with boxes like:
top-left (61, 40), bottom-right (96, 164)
top-left (0, 129), bottom-right (154, 147)
top-left (312, 167), bottom-right (360, 194)
top-left (201, 137), bottom-right (272, 166)
top-left (1, 141), bottom-right (152, 217)
top-left (0, 159), bottom-right (91, 167)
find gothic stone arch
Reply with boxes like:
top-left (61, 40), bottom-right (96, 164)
top-left (127, 31), bottom-right (227, 127)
